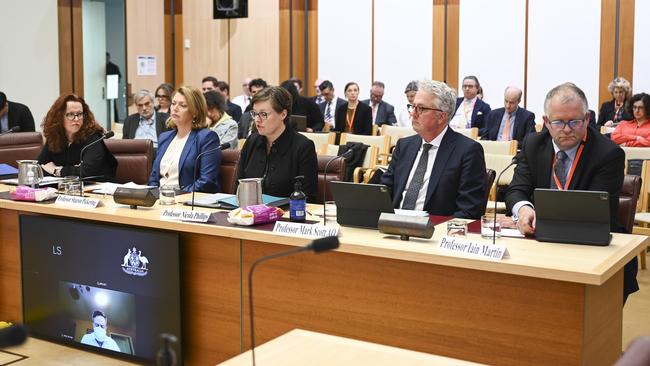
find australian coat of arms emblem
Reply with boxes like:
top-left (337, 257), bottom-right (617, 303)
top-left (122, 247), bottom-right (149, 276)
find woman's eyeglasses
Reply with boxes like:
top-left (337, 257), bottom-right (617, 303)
top-left (64, 112), bottom-right (84, 121)
top-left (155, 94), bottom-right (170, 100)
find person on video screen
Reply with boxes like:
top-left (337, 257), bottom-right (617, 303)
top-left (80, 310), bottom-right (121, 352)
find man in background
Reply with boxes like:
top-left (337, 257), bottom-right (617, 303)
top-left (0, 91), bottom-right (35, 133)
top-left (318, 80), bottom-right (345, 131)
top-left (80, 310), bottom-right (121, 352)
top-left (361, 81), bottom-right (397, 126)
top-left (231, 77), bottom-right (252, 112)
top-left (450, 75), bottom-right (491, 130)
top-left (122, 89), bottom-right (169, 149)
top-left (216, 81), bottom-right (243, 122)
top-left (481, 86), bottom-right (535, 147)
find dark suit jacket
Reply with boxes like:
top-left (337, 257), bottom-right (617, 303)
top-left (505, 127), bottom-right (638, 299)
top-left (380, 129), bottom-right (487, 219)
top-left (6, 101), bottom-right (35, 132)
top-left (597, 100), bottom-right (632, 126)
top-left (148, 128), bottom-right (222, 193)
top-left (455, 98), bottom-right (491, 130)
top-left (361, 99), bottom-right (397, 126)
top-left (227, 100), bottom-right (243, 122)
top-left (333, 102), bottom-right (373, 135)
top-left (481, 107), bottom-right (535, 145)
top-left (318, 97), bottom-right (346, 118)
top-left (122, 111), bottom-right (169, 139)
top-left (293, 96), bottom-right (324, 131)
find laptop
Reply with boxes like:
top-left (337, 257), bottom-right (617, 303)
top-left (534, 188), bottom-right (612, 246)
top-left (330, 181), bottom-right (394, 228)
top-left (289, 115), bottom-right (307, 132)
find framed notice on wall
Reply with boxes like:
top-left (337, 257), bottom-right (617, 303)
top-left (136, 55), bottom-right (156, 76)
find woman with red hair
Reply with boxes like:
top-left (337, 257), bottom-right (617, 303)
top-left (38, 94), bottom-right (117, 181)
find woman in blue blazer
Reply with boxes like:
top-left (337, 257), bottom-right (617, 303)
top-left (149, 86), bottom-right (222, 193)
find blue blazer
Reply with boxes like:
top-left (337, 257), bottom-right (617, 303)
top-left (455, 98), bottom-right (491, 130)
top-left (481, 107), bottom-right (536, 146)
top-left (149, 128), bottom-right (222, 193)
top-left (381, 129), bottom-right (487, 219)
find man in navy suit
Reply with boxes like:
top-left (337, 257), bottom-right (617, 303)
top-left (0, 92), bottom-right (35, 133)
top-left (318, 80), bottom-right (345, 130)
top-left (361, 81), bottom-right (397, 126)
top-left (381, 79), bottom-right (487, 219)
top-left (481, 86), bottom-right (535, 146)
top-left (450, 75), bottom-right (491, 130)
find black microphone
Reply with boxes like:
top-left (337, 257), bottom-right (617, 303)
top-left (79, 131), bottom-right (114, 192)
top-left (190, 143), bottom-right (230, 210)
top-left (0, 324), bottom-right (27, 348)
top-left (492, 155), bottom-right (519, 244)
top-left (322, 146), bottom-right (356, 225)
top-left (248, 236), bottom-right (339, 366)
top-left (0, 126), bottom-right (20, 136)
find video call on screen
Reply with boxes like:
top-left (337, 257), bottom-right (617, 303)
top-left (20, 215), bottom-right (182, 363)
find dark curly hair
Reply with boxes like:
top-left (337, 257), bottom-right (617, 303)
top-left (41, 94), bottom-right (104, 153)
top-left (627, 93), bottom-right (650, 120)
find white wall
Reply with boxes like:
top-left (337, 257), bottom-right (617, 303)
top-left (374, 0), bottom-right (432, 110)
top-left (458, 0), bottom-right (526, 112)
top-left (318, 0), bottom-right (372, 100)
top-left (633, 0), bottom-right (650, 94)
top-left (527, 0), bottom-right (601, 119)
top-left (0, 0), bottom-right (60, 129)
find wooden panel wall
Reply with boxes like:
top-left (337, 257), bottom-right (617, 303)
top-left (278, 0), bottom-right (316, 94)
top-left (599, 0), bottom-right (635, 107)
top-left (432, 0), bottom-right (459, 91)
top-left (126, 0), bottom-right (165, 112)
top-left (57, 0), bottom-right (84, 96)
top-left (164, 0), bottom-right (184, 87)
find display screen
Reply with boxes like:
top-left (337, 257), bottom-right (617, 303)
top-left (20, 215), bottom-right (182, 363)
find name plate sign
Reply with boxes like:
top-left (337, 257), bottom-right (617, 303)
top-left (160, 209), bottom-right (211, 223)
top-left (55, 195), bottom-right (101, 208)
top-left (437, 236), bottom-right (510, 260)
top-left (273, 221), bottom-right (339, 239)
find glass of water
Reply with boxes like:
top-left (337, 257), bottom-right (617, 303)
top-left (159, 185), bottom-right (176, 205)
top-left (481, 215), bottom-right (501, 239)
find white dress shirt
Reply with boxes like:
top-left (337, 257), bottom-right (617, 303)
top-left (159, 133), bottom-right (189, 188)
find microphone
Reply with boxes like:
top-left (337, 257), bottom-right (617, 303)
top-left (190, 142), bottom-right (229, 210)
top-left (247, 236), bottom-right (339, 366)
top-left (0, 126), bottom-right (20, 136)
top-left (79, 131), bottom-right (114, 193)
top-left (492, 155), bottom-right (519, 244)
top-left (0, 324), bottom-right (27, 348)
top-left (322, 146), bottom-right (356, 225)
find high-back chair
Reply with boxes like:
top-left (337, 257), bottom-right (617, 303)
top-left (320, 144), bottom-right (379, 183)
top-left (380, 125), bottom-right (416, 151)
top-left (0, 132), bottom-right (44, 168)
top-left (300, 132), bottom-right (336, 154)
top-left (478, 140), bottom-right (517, 155)
top-left (339, 133), bottom-right (390, 166)
top-left (621, 146), bottom-right (650, 212)
top-left (316, 155), bottom-right (346, 203)
top-left (454, 128), bottom-right (479, 140)
top-left (484, 153), bottom-right (516, 201)
top-left (219, 149), bottom-right (240, 194)
top-left (104, 139), bottom-right (154, 184)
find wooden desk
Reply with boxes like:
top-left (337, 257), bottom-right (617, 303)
top-left (0, 186), bottom-right (647, 365)
top-left (217, 329), bottom-right (485, 366)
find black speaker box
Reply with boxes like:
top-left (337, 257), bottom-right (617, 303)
top-left (113, 187), bottom-right (157, 209)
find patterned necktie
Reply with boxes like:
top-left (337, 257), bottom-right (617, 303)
top-left (325, 103), bottom-right (332, 123)
top-left (552, 151), bottom-right (568, 189)
top-left (402, 144), bottom-right (434, 210)
top-left (500, 113), bottom-right (511, 141)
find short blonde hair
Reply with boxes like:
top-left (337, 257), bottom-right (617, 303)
top-left (607, 77), bottom-right (632, 98)
top-left (166, 86), bottom-right (209, 130)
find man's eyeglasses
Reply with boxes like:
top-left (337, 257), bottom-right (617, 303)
top-left (250, 111), bottom-right (270, 120)
top-left (64, 112), bottom-right (84, 121)
top-left (155, 94), bottom-right (169, 100)
top-left (548, 119), bottom-right (584, 130)
top-left (407, 104), bottom-right (443, 115)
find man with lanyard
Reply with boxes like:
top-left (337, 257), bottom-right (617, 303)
top-left (506, 82), bottom-right (638, 302)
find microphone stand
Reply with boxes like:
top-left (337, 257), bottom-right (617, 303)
top-left (79, 131), bottom-right (114, 195)
top-left (0, 126), bottom-right (20, 136)
top-left (322, 148), bottom-right (354, 225)
top-left (190, 142), bottom-right (230, 210)
top-left (493, 156), bottom-right (518, 244)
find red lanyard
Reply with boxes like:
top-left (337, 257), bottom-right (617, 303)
top-left (346, 107), bottom-right (357, 132)
top-left (552, 138), bottom-right (586, 190)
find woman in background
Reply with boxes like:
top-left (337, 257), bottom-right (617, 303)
top-left (333, 82), bottom-right (372, 135)
top-left (154, 83), bottom-right (174, 114)
top-left (598, 77), bottom-right (632, 127)
top-left (611, 93), bottom-right (650, 147)
top-left (204, 90), bottom-right (238, 150)
top-left (397, 81), bottom-right (418, 128)
top-left (149, 86), bottom-right (222, 192)
top-left (38, 94), bottom-right (117, 181)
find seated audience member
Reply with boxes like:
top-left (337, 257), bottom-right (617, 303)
top-left (123, 89), bottom-right (169, 148)
top-left (313, 79), bottom-right (325, 104)
top-left (361, 81), bottom-right (397, 126)
top-left (290, 77), bottom-right (304, 94)
top-left (598, 77), bottom-right (633, 127)
top-left (333, 82), bottom-right (373, 135)
top-left (449, 75), bottom-right (491, 130)
top-left (280, 80), bottom-right (324, 132)
top-left (205, 90), bottom-right (238, 150)
top-left (238, 78), bottom-right (268, 138)
top-left (231, 77), bottom-right (252, 112)
top-left (380, 79), bottom-right (487, 218)
top-left (38, 94), bottom-right (117, 181)
top-left (154, 83), bottom-right (174, 114)
top-left (477, 86), bottom-right (484, 100)
top-left (396, 81), bottom-right (418, 128)
top-left (201, 76), bottom-right (219, 93)
top-left (481, 86), bottom-right (535, 146)
top-left (216, 81), bottom-right (243, 122)
top-left (318, 80), bottom-right (345, 131)
top-left (611, 93), bottom-right (650, 147)
top-left (505, 82), bottom-right (637, 302)
top-left (237, 86), bottom-right (318, 201)
top-left (149, 86), bottom-right (221, 193)
top-left (0, 91), bottom-right (35, 132)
